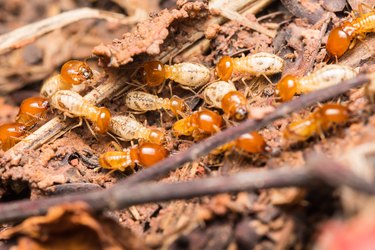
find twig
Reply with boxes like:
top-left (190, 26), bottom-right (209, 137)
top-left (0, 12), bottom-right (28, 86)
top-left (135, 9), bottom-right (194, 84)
top-left (0, 75), bottom-right (371, 224)
top-left (122, 74), bottom-right (370, 185)
top-left (0, 8), bottom-right (146, 55)
top-left (0, 156), bottom-right (374, 224)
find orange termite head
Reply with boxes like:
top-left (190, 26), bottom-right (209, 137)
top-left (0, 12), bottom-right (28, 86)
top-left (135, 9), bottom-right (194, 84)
top-left (16, 97), bottom-right (49, 126)
top-left (0, 122), bottom-right (27, 151)
top-left (191, 109), bottom-right (223, 134)
top-left (60, 60), bottom-right (93, 85)
top-left (326, 22), bottom-right (356, 58)
top-left (148, 128), bottom-right (166, 144)
top-left (170, 96), bottom-right (187, 115)
top-left (276, 75), bottom-right (298, 102)
top-left (216, 56), bottom-right (234, 81)
top-left (221, 91), bottom-right (248, 121)
top-left (138, 142), bottom-right (168, 167)
top-left (95, 107), bottom-right (111, 134)
top-left (143, 60), bottom-right (165, 86)
top-left (235, 131), bottom-right (266, 154)
top-left (315, 103), bottom-right (349, 123)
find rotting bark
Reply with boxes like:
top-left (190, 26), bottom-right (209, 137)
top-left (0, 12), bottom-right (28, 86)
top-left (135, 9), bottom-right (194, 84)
top-left (0, 75), bottom-right (371, 224)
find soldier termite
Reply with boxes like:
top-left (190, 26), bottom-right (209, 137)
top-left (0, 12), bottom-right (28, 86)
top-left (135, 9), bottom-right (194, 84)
top-left (276, 65), bottom-right (357, 102)
top-left (143, 60), bottom-right (211, 87)
top-left (16, 97), bottom-right (49, 127)
top-left (202, 81), bottom-right (249, 121)
top-left (0, 123), bottom-right (28, 151)
top-left (40, 60), bottom-right (93, 98)
top-left (215, 52), bottom-right (284, 81)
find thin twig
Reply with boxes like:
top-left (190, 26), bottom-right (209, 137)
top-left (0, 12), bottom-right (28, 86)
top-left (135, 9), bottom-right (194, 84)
top-left (0, 8), bottom-right (146, 55)
top-left (0, 156), bottom-right (374, 224)
top-left (0, 75), bottom-right (371, 224)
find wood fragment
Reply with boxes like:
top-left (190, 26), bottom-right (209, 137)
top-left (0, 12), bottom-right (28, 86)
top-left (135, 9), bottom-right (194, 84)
top-left (0, 8), bottom-right (145, 55)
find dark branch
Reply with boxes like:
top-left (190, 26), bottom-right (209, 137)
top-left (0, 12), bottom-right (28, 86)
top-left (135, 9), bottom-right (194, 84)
top-left (0, 156), bottom-right (374, 224)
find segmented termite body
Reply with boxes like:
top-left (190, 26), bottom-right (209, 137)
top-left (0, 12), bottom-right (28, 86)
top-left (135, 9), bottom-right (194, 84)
top-left (40, 60), bottom-right (93, 98)
top-left (216, 52), bottom-right (284, 81)
top-left (172, 109), bottom-right (223, 139)
top-left (0, 123), bottom-right (27, 151)
top-left (276, 65), bottom-right (357, 102)
top-left (125, 91), bottom-right (187, 116)
top-left (109, 115), bottom-right (165, 144)
top-left (143, 61), bottom-right (211, 87)
top-left (99, 142), bottom-right (168, 173)
top-left (50, 90), bottom-right (111, 134)
top-left (16, 97), bottom-right (49, 127)
top-left (284, 103), bottom-right (349, 141)
top-left (326, 8), bottom-right (375, 58)
top-left (203, 81), bottom-right (249, 121)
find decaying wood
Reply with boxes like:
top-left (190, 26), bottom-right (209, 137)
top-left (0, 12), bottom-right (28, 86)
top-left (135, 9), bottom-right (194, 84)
top-left (0, 7), bottom-right (146, 55)
top-left (0, 74), bottom-right (371, 224)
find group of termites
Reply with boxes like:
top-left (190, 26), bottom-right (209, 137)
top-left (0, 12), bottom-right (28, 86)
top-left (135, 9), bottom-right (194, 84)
top-left (1, 5), bottom-right (374, 174)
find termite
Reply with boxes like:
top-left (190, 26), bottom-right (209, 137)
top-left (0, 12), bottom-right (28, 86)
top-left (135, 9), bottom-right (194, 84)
top-left (109, 115), bottom-right (165, 144)
top-left (99, 142), bottom-right (168, 174)
top-left (172, 109), bottom-right (223, 140)
top-left (16, 97), bottom-right (49, 127)
top-left (284, 103), bottom-right (349, 141)
top-left (326, 5), bottom-right (375, 58)
top-left (143, 60), bottom-right (211, 87)
top-left (276, 65), bottom-right (357, 102)
top-left (0, 123), bottom-right (27, 151)
top-left (202, 81), bottom-right (249, 121)
top-left (50, 90), bottom-right (111, 134)
top-left (216, 52), bottom-right (284, 81)
top-left (40, 60), bottom-right (93, 98)
top-left (124, 91), bottom-right (187, 116)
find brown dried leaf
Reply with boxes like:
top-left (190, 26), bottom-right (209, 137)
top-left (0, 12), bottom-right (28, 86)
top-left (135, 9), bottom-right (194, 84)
top-left (0, 202), bottom-right (148, 250)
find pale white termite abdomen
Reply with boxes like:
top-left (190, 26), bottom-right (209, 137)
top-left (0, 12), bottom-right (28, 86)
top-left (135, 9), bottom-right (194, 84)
top-left (233, 52), bottom-right (284, 76)
top-left (125, 91), bottom-right (165, 112)
top-left (165, 63), bottom-right (211, 87)
top-left (109, 115), bottom-right (149, 141)
top-left (202, 81), bottom-right (237, 108)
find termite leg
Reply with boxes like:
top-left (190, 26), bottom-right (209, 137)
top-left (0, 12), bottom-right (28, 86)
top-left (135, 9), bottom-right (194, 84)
top-left (261, 74), bottom-right (273, 85)
top-left (84, 119), bottom-right (98, 140)
top-left (110, 141), bottom-right (123, 151)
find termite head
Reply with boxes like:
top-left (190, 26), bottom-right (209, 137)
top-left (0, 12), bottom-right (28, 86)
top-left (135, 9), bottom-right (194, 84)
top-left (61, 60), bottom-right (93, 85)
top-left (148, 128), bottom-right (166, 144)
top-left (143, 61), bottom-right (165, 86)
top-left (326, 22), bottom-right (355, 58)
top-left (315, 103), bottom-right (349, 129)
top-left (170, 96), bottom-right (187, 115)
top-left (276, 75), bottom-right (298, 102)
top-left (235, 131), bottom-right (266, 154)
top-left (221, 91), bottom-right (248, 121)
top-left (16, 97), bottom-right (49, 126)
top-left (216, 56), bottom-right (234, 81)
top-left (138, 142), bottom-right (168, 167)
top-left (191, 110), bottom-right (223, 134)
top-left (95, 107), bottom-right (111, 134)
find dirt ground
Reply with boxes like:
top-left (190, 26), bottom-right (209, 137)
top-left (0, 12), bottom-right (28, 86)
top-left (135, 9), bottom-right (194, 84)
top-left (0, 0), bottom-right (375, 249)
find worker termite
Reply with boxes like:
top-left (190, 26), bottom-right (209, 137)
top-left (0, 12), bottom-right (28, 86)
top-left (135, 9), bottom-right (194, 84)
top-left (326, 4), bottom-right (375, 58)
top-left (16, 97), bottom-right (49, 127)
top-left (276, 65), bottom-right (357, 102)
top-left (283, 103), bottom-right (349, 141)
top-left (50, 90), bottom-right (111, 134)
top-left (0, 123), bottom-right (27, 151)
top-left (143, 60), bottom-right (211, 87)
top-left (125, 91), bottom-right (187, 116)
top-left (40, 60), bottom-right (93, 98)
top-left (109, 115), bottom-right (165, 144)
top-left (172, 109), bottom-right (223, 140)
top-left (99, 142), bottom-right (168, 174)
top-left (202, 81), bottom-right (249, 121)
top-left (215, 52), bottom-right (284, 81)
